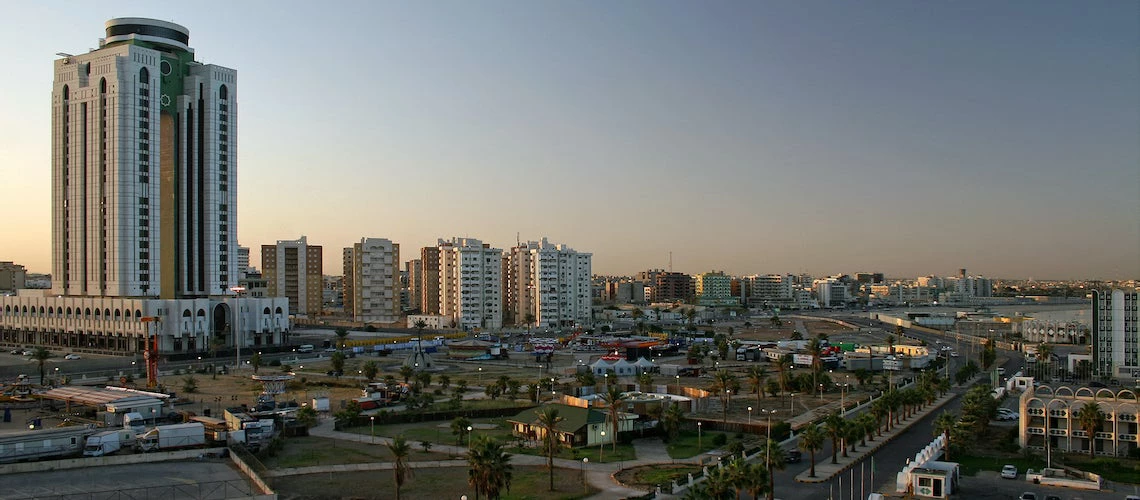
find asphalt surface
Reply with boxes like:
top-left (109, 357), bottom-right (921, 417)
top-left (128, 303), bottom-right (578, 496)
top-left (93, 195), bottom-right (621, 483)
top-left (0, 460), bottom-right (247, 499)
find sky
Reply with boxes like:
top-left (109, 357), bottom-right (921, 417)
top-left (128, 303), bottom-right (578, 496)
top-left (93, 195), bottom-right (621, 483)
top-left (0, 1), bottom-right (1137, 280)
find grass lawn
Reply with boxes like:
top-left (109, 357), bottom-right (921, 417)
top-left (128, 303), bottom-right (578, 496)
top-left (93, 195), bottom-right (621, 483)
top-left (509, 441), bottom-right (637, 464)
top-left (666, 430), bottom-right (729, 459)
top-left (955, 453), bottom-right (1046, 477)
top-left (260, 436), bottom-right (448, 469)
top-left (348, 416), bottom-right (519, 448)
top-left (1060, 454), bottom-right (1140, 484)
top-left (616, 464), bottom-right (702, 490)
top-left (274, 465), bottom-right (599, 500)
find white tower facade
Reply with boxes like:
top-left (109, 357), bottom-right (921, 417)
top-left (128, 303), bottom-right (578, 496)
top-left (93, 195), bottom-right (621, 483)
top-left (506, 238), bottom-right (592, 328)
top-left (438, 238), bottom-right (502, 330)
top-left (51, 18), bottom-right (237, 299)
top-left (344, 238), bottom-right (401, 324)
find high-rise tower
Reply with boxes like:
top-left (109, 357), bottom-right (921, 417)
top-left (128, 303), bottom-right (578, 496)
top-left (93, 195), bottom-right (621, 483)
top-left (51, 18), bottom-right (237, 298)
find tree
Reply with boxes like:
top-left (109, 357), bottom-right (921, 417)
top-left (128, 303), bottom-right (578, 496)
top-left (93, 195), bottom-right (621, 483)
top-left (455, 379), bottom-right (469, 400)
top-left (438, 374), bottom-right (451, 390)
top-left (335, 327), bottom-right (350, 349)
top-left (747, 366), bottom-right (767, 409)
top-left (933, 411), bottom-right (956, 460)
top-left (182, 375), bottom-right (198, 393)
top-left (762, 439), bottom-right (786, 500)
top-left (468, 435), bottom-right (513, 500)
top-left (765, 380), bottom-right (780, 398)
top-left (31, 348), bottom-right (53, 385)
top-left (711, 370), bottom-right (739, 424)
top-left (807, 337), bottom-right (824, 394)
top-left (775, 356), bottom-right (792, 393)
top-left (399, 364), bottom-right (415, 384)
top-left (853, 368), bottom-right (872, 388)
top-left (576, 371), bottom-right (596, 388)
top-left (637, 371), bottom-right (653, 389)
top-left (661, 404), bottom-right (684, 442)
top-left (844, 416), bottom-right (862, 455)
top-left (631, 307), bottom-right (644, 321)
top-left (250, 352), bottom-right (262, 374)
top-left (822, 412), bottom-right (845, 464)
top-left (728, 461), bottom-right (767, 500)
top-left (451, 416), bottom-right (472, 446)
top-left (362, 360), bottom-right (379, 382)
top-left (415, 371), bottom-right (432, 391)
top-left (599, 385), bottom-right (628, 452)
top-left (798, 423), bottom-right (825, 478)
top-left (885, 334), bottom-right (896, 356)
top-left (534, 406), bottom-right (563, 491)
top-left (387, 435), bottom-right (413, 500)
top-left (296, 406), bottom-right (318, 428)
top-left (870, 399), bottom-right (888, 437)
top-left (1075, 401), bottom-right (1105, 458)
top-left (506, 379), bottom-right (521, 400)
top-left (857, 412), bottom-right (876, 446)
top-left (330, 351), bottom-right (346, 378)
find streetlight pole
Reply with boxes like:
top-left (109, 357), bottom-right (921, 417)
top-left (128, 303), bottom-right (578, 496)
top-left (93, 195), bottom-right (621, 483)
top-left (599, 430), bottom-right (606, 461)
top-left (697, 422), bottom-right (702, 451)
top-left (370, 416), bottom-right (375, 444)
top-left (467, 425), bottom-right (473, 449)
top-left (582, 457), bottom-right (589, 493)
top-left (747, 406), bottom-right (753, 426)
top-left (764, 409), bottom-right (776, 482)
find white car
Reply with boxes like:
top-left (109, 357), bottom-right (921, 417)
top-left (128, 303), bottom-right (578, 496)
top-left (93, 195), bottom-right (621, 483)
top-left (1001, 465), bottom-right (1018, 479)
top-left (64, 354), bottom-right (81, 360)
top-left (949, 351), bottom-right (959, 357)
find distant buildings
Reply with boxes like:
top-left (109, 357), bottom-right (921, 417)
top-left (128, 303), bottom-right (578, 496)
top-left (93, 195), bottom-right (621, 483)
top-left (1092, 288), bottom-right (1140, 378)
top-left (235, 246), bottom-right (250, 280)
top-left (654, 272), bottom-right (693, 304)
top-left (263, 236), bottom-right (322, 317)
top-left (409, 247), bottom-right (441, 316)
top-left (0, 262), bottom-right (27, 293)
top-left (504, 238), bottom-right (592, 328)
top-left (814, 278), bottom-right (850, 308)
top-left (694, 271), bottom-right (735, 306)
top-left (439, 238), bottom-right (502, 330)
top-left (342, 238), bottom-right (400, 324)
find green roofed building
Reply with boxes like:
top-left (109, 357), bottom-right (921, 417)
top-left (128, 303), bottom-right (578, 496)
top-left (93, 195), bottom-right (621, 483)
top-left (507, 403), bottom-right (627, 448)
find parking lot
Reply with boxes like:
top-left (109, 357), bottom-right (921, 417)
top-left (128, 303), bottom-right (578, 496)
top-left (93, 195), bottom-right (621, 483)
top-left (0, 460), bottom-right (249, 499)
top-left (962, 470), bottom-right (1135, 500)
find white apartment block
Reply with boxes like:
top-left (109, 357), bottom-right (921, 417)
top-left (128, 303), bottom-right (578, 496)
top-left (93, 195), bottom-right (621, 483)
top-left (235, 246), bottom-right (249, 280)
top-left (814, 279), bottom-right (849, 308)
top-left (1092, 288), bottom-right (1140, 378)
top-left (439, 238), bottom-right (502, 330)
top-left (51, 18), bottom-right (238, 299)
top-left (506, 238), bottom-right (592, 328)
top-left (343, 238), bottom-right (400, 324)
top-left (870, 282), bottom-right (936, 305)
top-left (956, 276), bottom-right (993, 298)
top-left (694, 271), bottom-right (734, 306)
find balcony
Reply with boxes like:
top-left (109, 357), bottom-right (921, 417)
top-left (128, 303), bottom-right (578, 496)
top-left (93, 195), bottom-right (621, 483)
top-left (1095, 432), bottom-right (1115, 440)
top-left (1071, 430), bottom-right (1088, 438)
top-left (1048, 429), bottom-right (1068, 437)
top-left (1027, 427), bottom-right (1045, 435)
top-left (1120, 434), bottom-right (1138, 442)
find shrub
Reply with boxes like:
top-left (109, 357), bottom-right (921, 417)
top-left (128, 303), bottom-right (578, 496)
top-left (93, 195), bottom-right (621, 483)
top-left (269, 359), bottom-right (282, 367)
top-left (712, 433), bottom-right (727, 447)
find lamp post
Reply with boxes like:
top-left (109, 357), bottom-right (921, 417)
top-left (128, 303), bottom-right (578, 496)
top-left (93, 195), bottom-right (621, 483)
top-left (675, 375), bottom-right (680, 393)
top-left (478, 367), bottom-right (482, 386)
top-left (747, 406), bottom-right (753, 426)
top-left (467, 425), bottom-right (473, 449)
top-left (789, 393), bottom-right (795, 413)
top-left (370, 416), bottom-right (375, 444)
top-left (697, 422), bottom-right (702, 451)
top-left (599, 430), bottom-right (606, 461)
top-left (819, 383), bottom-right (824, 401)
top-left (763, 409), bottom-right (777, 479)
top-left (582, 457), bottom-right (589, 493)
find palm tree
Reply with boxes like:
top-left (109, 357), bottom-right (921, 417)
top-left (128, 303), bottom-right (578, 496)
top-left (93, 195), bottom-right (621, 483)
top-left (858, 413), bottom-right (876, 446)
top-left (727, 461), bottom-right (767, 500)
top-left (637, 371), bottom-right (653, 389)
top-left (775, 356), bottom-right (792, 393)
top-left (534, 406), bottom-right (563, 491)
top-left (334, 327), bottom-right (350, 349)
top-left (933, 411), bottom-right (956, 460)
top-left (747, 366), bottom-right (767, 409)
top-left (452, 416), bottom-right (472, 445)
top-left (702, 465), bottom-right (734, 499)
top-left (249, 352), bottom-right (262, 374)
top-left (762, 439), bottom-right (786, 500)
top-left (844, 417), bottom-right (862, 455)
top-left (1075, 401), bottom-right (1105, 458)
top-left (711, 370), bottom-right (738, 424)
top-left (362, 360), bottom-right (379, 382)
top-left (871, 399), bottom-right (888, 436)
top-left (399, 364), bottom-right (415, 384)
top-left (661, 404), bottom-right (684, 442)
top-left (885, 334), bottom-right (896, 356)
top-left (822, 412), bottom-right (845, 464)
top-left (386, 435), bottom-right (413, 500)
top-left (799, 423), bottom-right (825, 478)
top-left (807, 336), bottom-right (824, 391)
top-left (468, 435), bottom-right (513, 500)
top-left (599, 385), bottom-right (627, 452)
top-left (31, 348), bottom-right (53, 385)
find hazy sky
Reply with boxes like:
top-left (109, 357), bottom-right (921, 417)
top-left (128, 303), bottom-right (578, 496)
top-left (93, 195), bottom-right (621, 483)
top-left (1, 1), bottom-right (1137, 280)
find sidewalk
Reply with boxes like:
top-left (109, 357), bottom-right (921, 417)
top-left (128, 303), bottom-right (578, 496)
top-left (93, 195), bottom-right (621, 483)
top-left (794, 389), bottom-right (960, 483)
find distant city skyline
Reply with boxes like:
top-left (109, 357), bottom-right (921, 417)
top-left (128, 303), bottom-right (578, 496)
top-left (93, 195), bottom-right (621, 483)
top-left (1, 1), bottom-right (1136, 281)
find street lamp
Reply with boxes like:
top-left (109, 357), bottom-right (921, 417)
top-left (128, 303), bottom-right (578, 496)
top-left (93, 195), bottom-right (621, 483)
top-left (370, 416), bottom-right (375, 444)
top-left (762, 409), bottom-right (777, 478)
top-left (675, 375), bottom-right (680, 392)
top-left (478, 367), bottom-right (483, 386)
top-left (747, 406), bottom-right (753, 426)
top-left (819, 383), bottom-right (824, 401)
top-left (599, 430), bottom-right (606, 461)
top-left (467, 425), bottom-right (473, 448)
top-left (582, 457), bottom-right (589, 492)
top-left (697, 422), bottom-right (703, 451)
top-left (789, 393), bottom-right (795, 413)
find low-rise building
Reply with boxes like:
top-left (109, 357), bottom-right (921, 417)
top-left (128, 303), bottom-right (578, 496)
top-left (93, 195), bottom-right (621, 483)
top-left (1019, 384), bottom-right (1139, 458)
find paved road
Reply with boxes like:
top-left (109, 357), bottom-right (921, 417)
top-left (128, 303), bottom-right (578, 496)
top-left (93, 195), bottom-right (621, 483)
top-left (0, 461), bottom-right (247, 500)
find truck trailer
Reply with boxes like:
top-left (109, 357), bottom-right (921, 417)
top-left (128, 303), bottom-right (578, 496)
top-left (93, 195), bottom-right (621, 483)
top-left (137, 423), bottom-right (205, 452)
top-left (0, 425), bottom-right (96, 463)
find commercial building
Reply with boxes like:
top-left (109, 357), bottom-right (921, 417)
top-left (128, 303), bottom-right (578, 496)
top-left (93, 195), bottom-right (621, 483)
top-left (1020, 384), bottom-right (1139, 458)
top-left (814, 278), bottom-right (850, 308)
top-left (653, 272), bottom-right (693, 304)
top-left (1092, 288), bottom-right (1140, 379)
top-left (0, 18), bottom-right (288, 355)
top-left (235, 246), bottom-right (249, 280)
top-left (262, 236), bottom-right (321, 317)
top-left (694, 271), bottom-right (735, 306)
top-left (439, 238), bottom-right (502, 330)
top-left (744, 274), bottom-right (795, 308)
top-left (342, 238), bottom-right (400, 324)
top-left (504, 238), bottom-right (592, 328)
top-left (0, 262), bottom-right (27, 293)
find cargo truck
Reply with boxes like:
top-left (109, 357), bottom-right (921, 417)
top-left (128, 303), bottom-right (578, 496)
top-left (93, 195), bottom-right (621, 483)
top-left (137, 423), bottom-right (205, 452)
top-left (84, 429), bottom-right (134, 457)
top-left (0, 425), bottom-right (96, 463)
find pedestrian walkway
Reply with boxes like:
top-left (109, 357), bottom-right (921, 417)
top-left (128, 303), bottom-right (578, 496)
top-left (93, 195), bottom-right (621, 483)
top-left (794, 389), bottom-right (959, 484)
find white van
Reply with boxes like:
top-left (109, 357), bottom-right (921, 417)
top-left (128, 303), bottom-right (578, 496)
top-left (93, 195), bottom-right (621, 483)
top-left (297, 344), bottom-right (314, 353)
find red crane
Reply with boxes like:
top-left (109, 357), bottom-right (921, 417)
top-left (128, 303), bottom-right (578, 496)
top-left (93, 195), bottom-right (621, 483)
top-left (140, 316), bottom-right (161, 388)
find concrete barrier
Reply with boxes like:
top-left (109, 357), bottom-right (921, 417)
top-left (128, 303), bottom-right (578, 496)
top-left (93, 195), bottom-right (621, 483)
top-left (0, 447), bottom-right (227, 475)
top-left (230, 450), bottom-right (276, 498)
top-left (1025, 468), bottom-right (1102, 491)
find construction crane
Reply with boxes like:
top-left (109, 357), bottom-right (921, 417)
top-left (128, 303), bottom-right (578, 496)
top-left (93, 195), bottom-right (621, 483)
top-left (140, 316), bottom-right (161, 389)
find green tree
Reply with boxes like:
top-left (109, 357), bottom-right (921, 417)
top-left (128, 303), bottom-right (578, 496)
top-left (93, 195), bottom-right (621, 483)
top-left (451, 416), bottom-right (473, 446)
top-left (330, 351), bottom-right (346, 378)
top-left (468, 435), bottom-right (513, 500)
top-left (798, 423), bottom-right (825, 478)
top-left (599, 385), bottom-right (628, 452)
top-left (31, 348), bottom-right (53, 385)
top-left (455, 379), bottom-right (469, 399)
top-left (249, 352), bottom-right (262, 374)
top-left (762, 438), bottom-right (786, 500)
top-left (296, 406), bottom-right (318, 428)
top-left (747, 366), bottom-right (767, 409)
top-left (710, 370), bottom-right (740, 424)
top-left (362, 360), bottom-right (379, 382)
top-left (576, 371), bottom-right (596, 388)
top-left (182, 375), bottom-right (198, 393)
top-left (386, 435), bottom-right (413, 500)
top-left (415, 371), bottom-right (432, 391)
top-left (637, 371), bottom-right (653, 388)
top-left (775, 356), bottom-right (792, 393)
top-left (534, 407), bottom-right (563, 491)
top-left (438, 374), bottom-right (451, 390)
top-left (399, 364), bottom-right (415, 384)
top-left (933, 411), bottom-right (957, 460)
top-left (822, 411), bottom-right (845, 464)
top-left (1075, 401), bottom-right (1105, 458)
top-left (335, 327), bottom-right (350, 349)
top-left (506, 379), bottom-right (521, 400)
top-left (661, 404), bottom-right (684, 442)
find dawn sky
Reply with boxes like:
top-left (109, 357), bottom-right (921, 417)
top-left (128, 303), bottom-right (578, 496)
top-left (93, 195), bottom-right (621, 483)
top-left (1, 1), bottom-right (1137, 280)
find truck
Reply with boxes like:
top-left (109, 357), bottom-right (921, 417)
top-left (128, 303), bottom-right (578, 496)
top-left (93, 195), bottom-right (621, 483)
top-left (84, 429), bottom-right (134, 457)
top-left (0, 425), bottom-right (96, 463)
top-left (122, 412), bottom-right (147, 434)
top-left (137, 423), bottom-right (205, 452)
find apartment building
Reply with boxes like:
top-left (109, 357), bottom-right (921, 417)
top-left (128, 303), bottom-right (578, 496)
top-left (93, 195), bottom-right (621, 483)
top-left (1020, 384), bottom-right (1139, 458)
top-left (262, 236), bottom-right (322, 316)
top-left (654, 272), bottom-right (693, 303)
top-left (814, 278), bottom-right (850, 308)
top-left (0, 262), bottom-right (27, 293)
top-left (694, 271), bottom-right (735, 306)
top-left (1092, 288), bottom-right (1140, 378)
top-left (439, 238), bottom-right (502, 330)
top-left (413, 247), bottom-right (442, 315)
top-left (343, 238), bottom-right (400, 324)
top-left (504, 238), bottom-right (592, 328)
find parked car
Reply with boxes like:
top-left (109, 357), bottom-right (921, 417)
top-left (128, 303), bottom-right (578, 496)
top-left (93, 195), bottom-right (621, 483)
top-left (1042, 495), bottom-right (1060, 500)
top-left (1018, 492), bottom-right (1036, 500)
top-left (785, 450), bottom-right (802, 463)
top-left (1001, 465), bottom-right (1018, 479)
top-left (8, 349), bottom-right (20, 355)
top-left (64, 354), bottom-right (81, 360)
